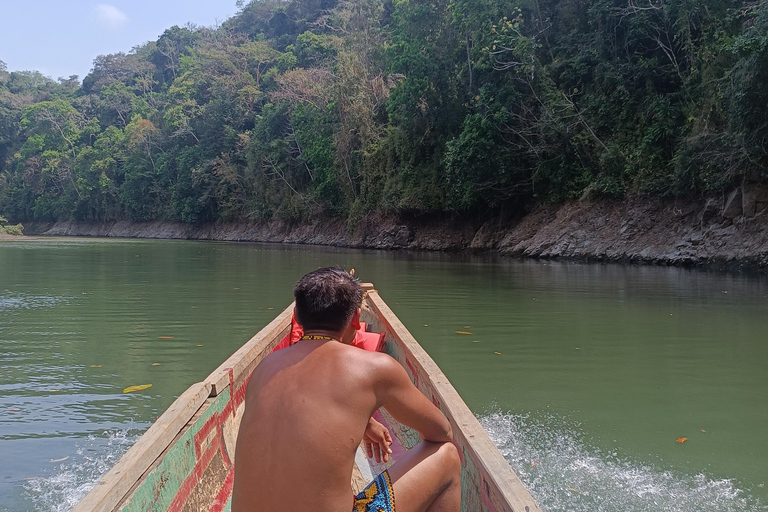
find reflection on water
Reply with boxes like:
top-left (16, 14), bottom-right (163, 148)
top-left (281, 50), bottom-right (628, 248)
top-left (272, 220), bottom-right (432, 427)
top-left (0, 293), bottom-right (71, 312)
top-left (1, 238), bottom-right (767, 511)
top-left (481, 412), bottom-right (768, 512)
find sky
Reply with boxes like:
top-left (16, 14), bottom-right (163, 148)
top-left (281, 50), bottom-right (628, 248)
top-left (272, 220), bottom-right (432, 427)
top-left (0, 1), bottom-right (241, 81)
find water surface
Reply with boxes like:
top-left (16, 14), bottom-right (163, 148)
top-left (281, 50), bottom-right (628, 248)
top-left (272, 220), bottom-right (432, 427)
top-left (0, 238), bottom-right (766, 511)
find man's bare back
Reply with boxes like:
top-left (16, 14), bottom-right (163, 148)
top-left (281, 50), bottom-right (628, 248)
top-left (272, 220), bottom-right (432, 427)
top-left (232, 268), bottom-right (461, 512)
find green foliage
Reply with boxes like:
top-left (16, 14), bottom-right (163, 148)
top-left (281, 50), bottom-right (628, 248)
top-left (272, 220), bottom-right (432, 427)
top-left (0, 214), bottom-right (24, 235)
top-left (1, 0), bottom-right (767, 226)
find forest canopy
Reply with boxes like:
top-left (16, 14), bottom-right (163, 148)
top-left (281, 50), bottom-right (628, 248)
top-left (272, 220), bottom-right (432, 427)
top-left (1, 0), bottom-right (766, 225)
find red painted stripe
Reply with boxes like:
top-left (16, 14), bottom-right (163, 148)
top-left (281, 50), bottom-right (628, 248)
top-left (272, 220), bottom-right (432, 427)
top-left (208, 466), bottom-right (235, 512)
top-left (167, 433), bottom-right (222, 512)
top-left (166, 366), bottom-right (248, 511)
top-left (194, 415), bottom-right (219, 457)
top-left (232, 375), bottom-right (249, 408)
top-left (405, 358), bottom-right (419, 388)
top-left (163, 365), bottom-right (251, 511)
top-left (480, 475), bottom-right (500, 512)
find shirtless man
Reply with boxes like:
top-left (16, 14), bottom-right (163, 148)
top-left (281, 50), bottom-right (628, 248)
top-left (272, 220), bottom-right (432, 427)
top-left (232, 268), bottom-right (461, 512)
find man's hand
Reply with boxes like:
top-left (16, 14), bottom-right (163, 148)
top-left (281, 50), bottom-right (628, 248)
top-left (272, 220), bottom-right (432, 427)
top-left (363, 416), bottom-right (393, 463)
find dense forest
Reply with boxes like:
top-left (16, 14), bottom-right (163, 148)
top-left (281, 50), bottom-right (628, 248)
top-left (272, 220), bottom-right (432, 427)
top-left (0, 0), bottom-right (767, 226)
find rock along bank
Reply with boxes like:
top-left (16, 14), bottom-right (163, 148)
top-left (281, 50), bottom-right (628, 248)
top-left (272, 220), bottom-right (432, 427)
top-left (20, 189), bottom-right (768, 273)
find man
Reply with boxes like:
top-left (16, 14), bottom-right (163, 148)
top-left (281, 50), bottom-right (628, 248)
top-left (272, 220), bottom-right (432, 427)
top-left (232, 268), bottom-right (461, 512)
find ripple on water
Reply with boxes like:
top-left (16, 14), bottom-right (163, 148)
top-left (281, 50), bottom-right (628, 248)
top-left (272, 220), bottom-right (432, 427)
top-left (23, 430), bottom-right (139, 512)
top-left (0, 293), bottom-right (71, 313)
top-left (479, 411), bottom-right (768, 512)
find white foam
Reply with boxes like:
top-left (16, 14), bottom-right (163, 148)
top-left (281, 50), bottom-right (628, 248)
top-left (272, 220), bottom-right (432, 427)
top-left (479, 411), bottom-right (767, 512)
top-left (23, 430), bottom-right (137, 512)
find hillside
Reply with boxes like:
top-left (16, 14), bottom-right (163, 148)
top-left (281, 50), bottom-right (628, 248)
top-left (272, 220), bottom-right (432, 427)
top-left (1, 0), bottom-right (767, 264)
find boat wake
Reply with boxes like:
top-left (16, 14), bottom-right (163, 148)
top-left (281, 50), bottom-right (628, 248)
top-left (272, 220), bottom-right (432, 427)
top-left (479, 411), bottom-right (767, 512)
top-left (23, 430), bottom-right (137, 512)
top-left (19, 412), bottom-right (766, 512)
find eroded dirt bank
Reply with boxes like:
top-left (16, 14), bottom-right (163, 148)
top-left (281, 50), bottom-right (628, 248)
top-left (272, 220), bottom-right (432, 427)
top-left (21, 191), bottom-right (768, 272)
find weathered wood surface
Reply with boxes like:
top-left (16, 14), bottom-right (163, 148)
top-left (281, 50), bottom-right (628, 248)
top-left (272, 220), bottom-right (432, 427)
top-left (75, 304), bottom-right (293, 512)
top-left (75, 286), bottom-right (541, 512)
top-left (205, 304), bottom-right (293, 396)
top-left (116, 391), bottom-right (232, 512)
top-left (362, 290), bottom-right (542, 512)
top-left (71, 382), bottom-right (211, 512)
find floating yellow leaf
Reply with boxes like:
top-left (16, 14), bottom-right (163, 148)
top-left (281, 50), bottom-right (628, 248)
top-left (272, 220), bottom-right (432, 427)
top-left (701, 429), bottom-right (706, 433)
top-left (159, 336), bottom-right (174, 339)
top-left (151, 363), bottom-right (161, 366)
top-left (196, 344), bottom-right (204, 347)
top-left (455, 331), bottom-right (472, 335)
top-left (494, 351), bottom-right (502, 355)
top-left (233, 287), bottom-right (240, 290)
top-left (463, 325), bottom-right (471, 329)
top-left (267, 307), bottom-right (274, 310)
top-left (123, 384), bottom-right (152, 394)
top-left (676, 437), bottom-right (688, 443)
top-left (90, 365), bottom-right (102, 368)
top-left (472, 340), bottom-right (481, 343)
top-left (423, 324), bottom-right (429, 327)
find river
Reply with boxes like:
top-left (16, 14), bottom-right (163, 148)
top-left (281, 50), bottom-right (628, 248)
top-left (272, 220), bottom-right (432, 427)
top-left (0, 238), bottom-right (766, 511)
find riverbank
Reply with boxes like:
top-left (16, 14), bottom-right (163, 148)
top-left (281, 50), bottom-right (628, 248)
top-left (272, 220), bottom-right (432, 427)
top-left (19, 194), bottom-right (768, 272)
top-left (0, 233), bottom-right (27, 240)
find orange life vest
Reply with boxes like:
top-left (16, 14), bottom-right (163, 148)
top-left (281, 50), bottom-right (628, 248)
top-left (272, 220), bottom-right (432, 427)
top-left (272, 312), bottom-right (385, 353)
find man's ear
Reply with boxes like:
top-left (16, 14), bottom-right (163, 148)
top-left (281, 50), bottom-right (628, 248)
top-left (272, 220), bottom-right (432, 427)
top-left (351, 307), bottom-right (362, 330)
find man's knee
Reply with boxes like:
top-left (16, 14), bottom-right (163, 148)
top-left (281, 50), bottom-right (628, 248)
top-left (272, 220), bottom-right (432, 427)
top-left (437, 441), bottom-right (461, 480)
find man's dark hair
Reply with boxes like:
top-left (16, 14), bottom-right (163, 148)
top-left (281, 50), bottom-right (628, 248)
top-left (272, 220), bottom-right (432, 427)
top-left (294, 267), bottom-right (363, 332)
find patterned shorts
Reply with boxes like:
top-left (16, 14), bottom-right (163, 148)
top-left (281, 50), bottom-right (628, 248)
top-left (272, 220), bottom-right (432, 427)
top-left (353, 470), bottom-right (396, 512)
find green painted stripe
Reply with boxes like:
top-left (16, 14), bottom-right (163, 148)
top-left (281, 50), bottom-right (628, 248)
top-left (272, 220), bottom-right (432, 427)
top-left (119, 387), bottom-right (232, 512)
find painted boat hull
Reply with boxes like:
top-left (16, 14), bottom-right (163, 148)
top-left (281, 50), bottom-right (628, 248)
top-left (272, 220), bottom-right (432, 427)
top-left (73, 286), bottom-right (542, 512)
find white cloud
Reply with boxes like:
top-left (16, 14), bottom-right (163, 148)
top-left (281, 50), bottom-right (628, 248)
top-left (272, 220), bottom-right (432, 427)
top-left (93, 4), bottom-right (129, 30)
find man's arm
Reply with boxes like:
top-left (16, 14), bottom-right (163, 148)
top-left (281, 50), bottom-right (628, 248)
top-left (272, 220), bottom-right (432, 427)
top-left (373, 356), bottom-right (453, 443)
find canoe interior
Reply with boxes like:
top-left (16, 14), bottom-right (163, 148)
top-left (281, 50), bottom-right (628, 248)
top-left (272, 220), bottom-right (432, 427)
top-left (73, 286), bottom-right (541, 512)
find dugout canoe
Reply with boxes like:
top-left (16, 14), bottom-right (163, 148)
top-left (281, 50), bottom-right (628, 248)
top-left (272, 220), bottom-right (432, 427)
top-left (73, 284), bottom-right (542, 512)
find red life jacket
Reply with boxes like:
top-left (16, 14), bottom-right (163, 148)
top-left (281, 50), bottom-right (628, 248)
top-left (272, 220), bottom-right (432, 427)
top-left (272, 312), bottom-right (385, 353)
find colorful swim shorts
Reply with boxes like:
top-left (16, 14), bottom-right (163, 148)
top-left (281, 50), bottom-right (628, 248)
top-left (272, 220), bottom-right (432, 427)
top-left (353, 470), bottom-right (396, 512)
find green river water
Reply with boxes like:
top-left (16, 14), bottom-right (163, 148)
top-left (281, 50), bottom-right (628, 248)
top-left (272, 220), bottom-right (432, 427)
top-left (0, 238), bottom-right (766, 511)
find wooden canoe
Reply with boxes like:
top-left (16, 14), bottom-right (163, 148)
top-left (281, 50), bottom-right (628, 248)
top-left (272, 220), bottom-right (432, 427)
top-left (73, 284), bottom-right (542, 512)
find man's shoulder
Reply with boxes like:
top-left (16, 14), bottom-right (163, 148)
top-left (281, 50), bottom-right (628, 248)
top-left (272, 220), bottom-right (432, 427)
top-left (336, 342), bottom-right (391, 362)
top-left (329, 343), bottom-right (399, 376)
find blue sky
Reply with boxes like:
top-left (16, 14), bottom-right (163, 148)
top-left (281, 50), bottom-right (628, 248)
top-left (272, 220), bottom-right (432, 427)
top-left (0, 1), bottom-right (240, 81)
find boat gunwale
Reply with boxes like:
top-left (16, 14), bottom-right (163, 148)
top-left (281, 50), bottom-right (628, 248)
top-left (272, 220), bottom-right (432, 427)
top-left (70, 382), bottom-right (212, 512)
top-left (73, 284), bottom-right (541, 512)
top-left (72, 304), bottom-right (295, 512)
top-left (364, 290), bottom-right (541, 512)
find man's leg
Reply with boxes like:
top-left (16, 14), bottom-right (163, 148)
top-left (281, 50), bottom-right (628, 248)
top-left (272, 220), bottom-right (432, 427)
top-left (386, 440), bottom-right (461, 512)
